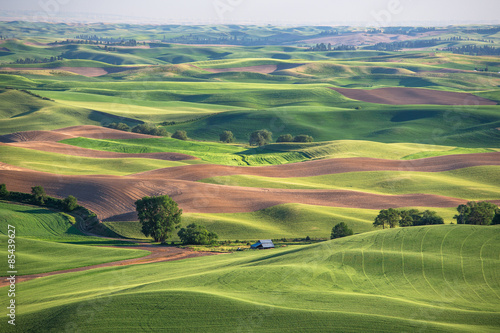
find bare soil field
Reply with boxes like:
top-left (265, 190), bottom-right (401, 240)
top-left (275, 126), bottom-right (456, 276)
top-left (0, 130), bottom-right (75, 143)
top-left (330, 87), bottom-right (497, 105)
top-left (3, 141), bottom-right (197, 161)
top-left (136, 152), bottom-right (500, 180)
top-left (298, 31), bottom-right (444, 46)
top-left (0, 166), bottom-right (487, 220)
top-left (53, 125), bottom-right (158, 139)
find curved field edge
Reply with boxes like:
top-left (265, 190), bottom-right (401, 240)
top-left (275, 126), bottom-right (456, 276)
top-left (2, 225), bottom-right (499, 332)
top-left (0, 236), bottom-right (149, 276)
top-left (199, 165), bottom-right (500, 201)
top-left (59, 136), bottom-right (500, 166)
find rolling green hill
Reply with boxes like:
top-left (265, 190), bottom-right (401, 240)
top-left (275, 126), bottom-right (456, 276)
top-left (0, 201), bottom-right (79, 237)
top-left (0, 145), bottom-right (195, 175)
top-left (200, 165), bottom-right (500, 201)
top-left (61, 136), bottom-right (500, 166)
top-left (2, 225), bottom-right (498, 332)
top-left (104, 204), bottom-right (458, 240)
top-left (0, 201), bottom-right (149, 275)
top-left (0, 235), bottom-right (148, 276)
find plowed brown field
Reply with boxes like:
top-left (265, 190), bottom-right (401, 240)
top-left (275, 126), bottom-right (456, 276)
top-left (330, 87), bottom-right (497, 105)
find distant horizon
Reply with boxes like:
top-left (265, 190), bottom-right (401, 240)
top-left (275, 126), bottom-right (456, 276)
top-left (1, 0), bottom-right (499, 27)
top-left (0, 11), bottom-right (499, 27)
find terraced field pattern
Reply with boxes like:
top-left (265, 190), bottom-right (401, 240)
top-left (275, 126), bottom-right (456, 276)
top-left (0, 21), bottom-right (499, 332)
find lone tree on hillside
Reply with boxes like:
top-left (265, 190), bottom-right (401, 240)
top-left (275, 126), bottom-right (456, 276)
top-left (0, 184), bottom-right (8, 198)
top-left (135, 195), bottom-right (182, 243)
top-left (373, 208), bottom-right (400, 229)
top-left (172, 130), bottom-right (188, 141)
top-left (249, 129), bottom-right (272, 146)
top-left (331, 222), bottom-right (353, 239)
top-left (63, 195), bottom-right (78, 212)
top-left (178, 223), bottom-right (218, 245)
top-left (31, 186), bottom-right (47, 205)
top-left (219, 130), bottom-right (235, 143)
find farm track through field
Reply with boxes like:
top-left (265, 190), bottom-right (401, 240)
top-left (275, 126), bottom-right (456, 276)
top-left (0, 245), bottom-right (218, 288)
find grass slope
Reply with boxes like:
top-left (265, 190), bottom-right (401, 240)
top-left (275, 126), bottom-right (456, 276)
top-left (201, 165), bottom-right (500, 201)
top-left (104, 203), bottom-right (458, 240)
top-left (2, 225), bottom-right (499, 332)
top-left (0, 145), bottom-right (191, 175)
top-left (0, 202), bottom-right (149, 276)
top-left (0, 236), bottom-right (148, 276)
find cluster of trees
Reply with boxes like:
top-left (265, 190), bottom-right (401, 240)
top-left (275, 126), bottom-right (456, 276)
top-left (366, 39), bottom-right (440, 51)
top-left (107, 123), bottom-right (189, 139)
top-left (277, 134), bottom-right (314, 143)
top-left (162, 34), bottom-right (299, 46)
top-left (135, 195), bottom-right (218, 245)
top-left (307, 43), bottom-right (356, 51)
top-left (318, 30), bottom-right (340, 36)
top-left (247, 130), bottom-right (314, 146)
top-left (373, 208), bottom-right (444, 229)
top-left (454, 201), bottom-right (500, 225)
top-left (107, 122), bottom-right (131, 131)
top-left (0, 184), bottom-right (78, 212)
top-left (446, 45), bottom-right (500, 56)
top-left (463, 27), bottom-right (500, 35)
top-left (381, 27), bottom-right (436, 35)
top-left (372, 202), bottom-right (500, 229)
top-left (13, 56), bottom-right (63, 64)
top-left (106, 123), bottom-right (170, 137)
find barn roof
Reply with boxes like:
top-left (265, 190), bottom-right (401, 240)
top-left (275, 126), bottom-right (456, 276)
top-left (251, 239), bottom-right (275, 249)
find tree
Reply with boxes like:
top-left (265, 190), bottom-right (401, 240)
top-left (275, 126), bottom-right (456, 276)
top-left (132, 123), bottom-right (169, 136)
top-left (249, 129), bottom-right (272, 146)
top-left (172, 130), bottom-right (188, 141)
top-left (107, 122), bottom-right (130, 132)
top-left (31, 186), bottom-right (47, 205)
top-left (219, 130), bottom-right (235, 143)
top-left (0, 184), bottom-right (8, 198)
top-left (135, 195), bottom-right (182, 243)
top-left (63, 195), bottom-right (78, 212)
top-left (331, 222), bottom-right (353, 239)
top-left (399, 209), bottom-right (421, 227)
top-left (293, 134), bottom-right (313, 143)
top-left (373, 208), bottom-right (400, 229)
top-left (492, 212), bottom-right (500, 225)
top-left (276, 134), bottom-right (294, 143)
top-left (466, 201), bottom-right (498, 225)
top-left (417, 210), bottom-right (444, 225)
top-left (453, 201), bottom-right (498, 225)
top-left (453, 204), bottom-right (470, 224)
top-left (177, 223), bottom-right (218, 245)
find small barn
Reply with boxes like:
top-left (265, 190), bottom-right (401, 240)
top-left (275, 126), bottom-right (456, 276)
top-left (250, 239), bottom-right (275, 249)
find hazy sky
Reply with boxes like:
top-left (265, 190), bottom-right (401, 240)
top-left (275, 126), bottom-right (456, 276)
top-left (1, 0), bottom-right (500, 25)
